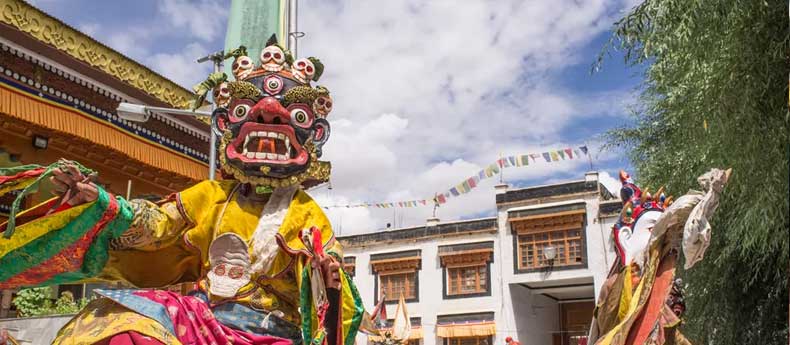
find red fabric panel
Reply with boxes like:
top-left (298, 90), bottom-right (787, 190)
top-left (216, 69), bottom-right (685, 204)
top-left (626, 254), bottom-right (677, 344)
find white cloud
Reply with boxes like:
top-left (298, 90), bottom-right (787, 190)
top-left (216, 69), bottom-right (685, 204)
top-left (50, 1), bottom-right (229, 89)
top-left (77, 23), bottom-right (100, 37)
top-left (598, 170), bottom-right (622, 198)
top-left (104, 28), bottom-right (155, 61)
top-left (299, 0), bottom-right (635, 233)
top-left (148, 42), bottom-right (211, 88)
top-left (158, 0), bottom-right (228, 42)
top-left (39, 1), bottom-right (636, 233)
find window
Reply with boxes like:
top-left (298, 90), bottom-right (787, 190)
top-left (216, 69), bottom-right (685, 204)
top-left (447, 265), bottom-right (487, 295)
top-left (370, 250), bottom-right (421, 303)
top-left (517, 228), bottom-right (583, 268)
top-left (343, 257), bottom-right (356, 278)
top-left (379, 272), bottom-right (417, 301)
top-left (439, 243), bottom-right (493, 298)
top-left (511, 209), bottom-right (586, 271)
top-left (445, 336), bottom-right (491, 345)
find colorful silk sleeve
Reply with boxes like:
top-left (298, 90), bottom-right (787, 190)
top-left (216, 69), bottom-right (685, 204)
top-left (296, 254), bottom-right (364, 345)
top-left (108, 198), bottom-right (189, 251)
top-left (0, 186), bottom-right (133, 288)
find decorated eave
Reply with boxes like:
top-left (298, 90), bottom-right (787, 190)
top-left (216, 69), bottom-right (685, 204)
top-left (0, 0), bottom-right (197, 111)
top-left (0, 0), bottom-right (214, 187)
top-left (438, 241), bottom-right (494, 267)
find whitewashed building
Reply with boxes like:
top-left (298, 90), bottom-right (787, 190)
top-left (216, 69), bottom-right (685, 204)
top-left (338, 172), bottom-right (622, 345)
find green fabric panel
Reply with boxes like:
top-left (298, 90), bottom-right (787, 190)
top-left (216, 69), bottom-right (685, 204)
top-left (0, 164), bottom-right (44, 176)
top-left (300, 264), bottom-right (313, 344)
top-left (2, 161), bottom-right (94, 238)
top-left (0, 188), bottom-right (110, 282)
top-left (39, 195), bottom-right (134, 286)
top-left (344, 269), bottom-right (364, 345)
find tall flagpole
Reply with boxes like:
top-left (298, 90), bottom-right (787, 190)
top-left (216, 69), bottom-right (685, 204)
top-left (287, 0), bottom-right (299, 57)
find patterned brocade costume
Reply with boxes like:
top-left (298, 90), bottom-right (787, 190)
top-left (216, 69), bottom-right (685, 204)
top-left (587, 169), bottom-right (730, 345)
top-left (0, 35), bottom-right (368, 345)
top-left (1, 180), bottom-right (364, 344)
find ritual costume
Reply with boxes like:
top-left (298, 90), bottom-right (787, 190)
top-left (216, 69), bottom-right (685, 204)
top-left (587, 169), bottom-right (730, 345)
top-left (0, 35), bottom-right (368, 345)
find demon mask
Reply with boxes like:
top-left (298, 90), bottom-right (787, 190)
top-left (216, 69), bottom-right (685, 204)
top-left (210, 36), bottom-right (331, 188)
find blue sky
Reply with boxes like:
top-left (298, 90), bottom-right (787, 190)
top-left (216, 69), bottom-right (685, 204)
top-left (29, 0), bottom-right (642, 233)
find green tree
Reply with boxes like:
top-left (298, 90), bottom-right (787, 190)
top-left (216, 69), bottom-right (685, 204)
top-left (600, 0), bottom-right (788, 344)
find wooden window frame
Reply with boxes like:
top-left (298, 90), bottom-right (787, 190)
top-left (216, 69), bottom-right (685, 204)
top-left (511, 211), bottom-right (588, 274)
top-left (378, 271), bottom-right (418, 302)
top-left (440, 250), bottom-right (492, 299)
top-left (372, 256), bottom-right (421, 304)
top-left (344, 263), bottom-right (356, 278)
top-left (343, 257), bottom-right (356, 278)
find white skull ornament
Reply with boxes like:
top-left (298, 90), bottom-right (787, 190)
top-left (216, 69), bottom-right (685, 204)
top-left (232, 56), bottom-right (254, 80)
top-left (291, 58), bottom-right (315, 84)
top-left (260, 45), bottom-right (286, 72)
top-left (213, 82), bottom-right (231, 108)
top-left (312, 95), bottom-right (333, 117)
top-left (207, 233), bottom-right (251, 298)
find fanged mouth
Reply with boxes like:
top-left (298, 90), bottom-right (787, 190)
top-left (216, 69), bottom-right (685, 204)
top-left (226, 123), bottom-right (308, 165)
top-left (242, 130), bottom-right (292, 161)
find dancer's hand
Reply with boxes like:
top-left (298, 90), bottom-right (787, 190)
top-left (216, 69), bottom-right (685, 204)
top-left (50, 162), bottom-right (99, 206)
top-left (320, 255), bottom-right (342, 290)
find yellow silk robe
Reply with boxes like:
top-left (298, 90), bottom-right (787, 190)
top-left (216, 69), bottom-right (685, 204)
top-left (54, 180), bottom-right (363, 344)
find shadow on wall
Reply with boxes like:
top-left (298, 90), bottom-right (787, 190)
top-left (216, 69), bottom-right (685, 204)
top-left (508, 284), bottom-right (558, 345)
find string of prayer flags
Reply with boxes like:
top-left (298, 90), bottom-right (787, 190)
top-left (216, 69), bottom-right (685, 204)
top-left (321, 145), bottom-right (589, 209)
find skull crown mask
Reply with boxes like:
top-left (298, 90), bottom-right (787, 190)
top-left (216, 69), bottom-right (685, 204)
top-left (204, 35), bottom-right (332, 188)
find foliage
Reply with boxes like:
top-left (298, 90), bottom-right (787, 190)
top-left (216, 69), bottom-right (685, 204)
top-left (12, 287), bottom-right (91, 317)
top-left (12, 287), bottom-right (53, 317)
top-left (600, 0), bottom-right (788, 344)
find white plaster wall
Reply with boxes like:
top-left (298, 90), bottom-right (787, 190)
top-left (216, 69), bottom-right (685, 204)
top-left (582, 193), bottom-right (618, 299)
top-left (496, 177), bottom-right (618, 300)
top-left (497, 282), bottom-right (560, 345)
top-left (345, 172), bottom-right (619, 345)
top-left (346, 231), bottom-right (500, 345)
